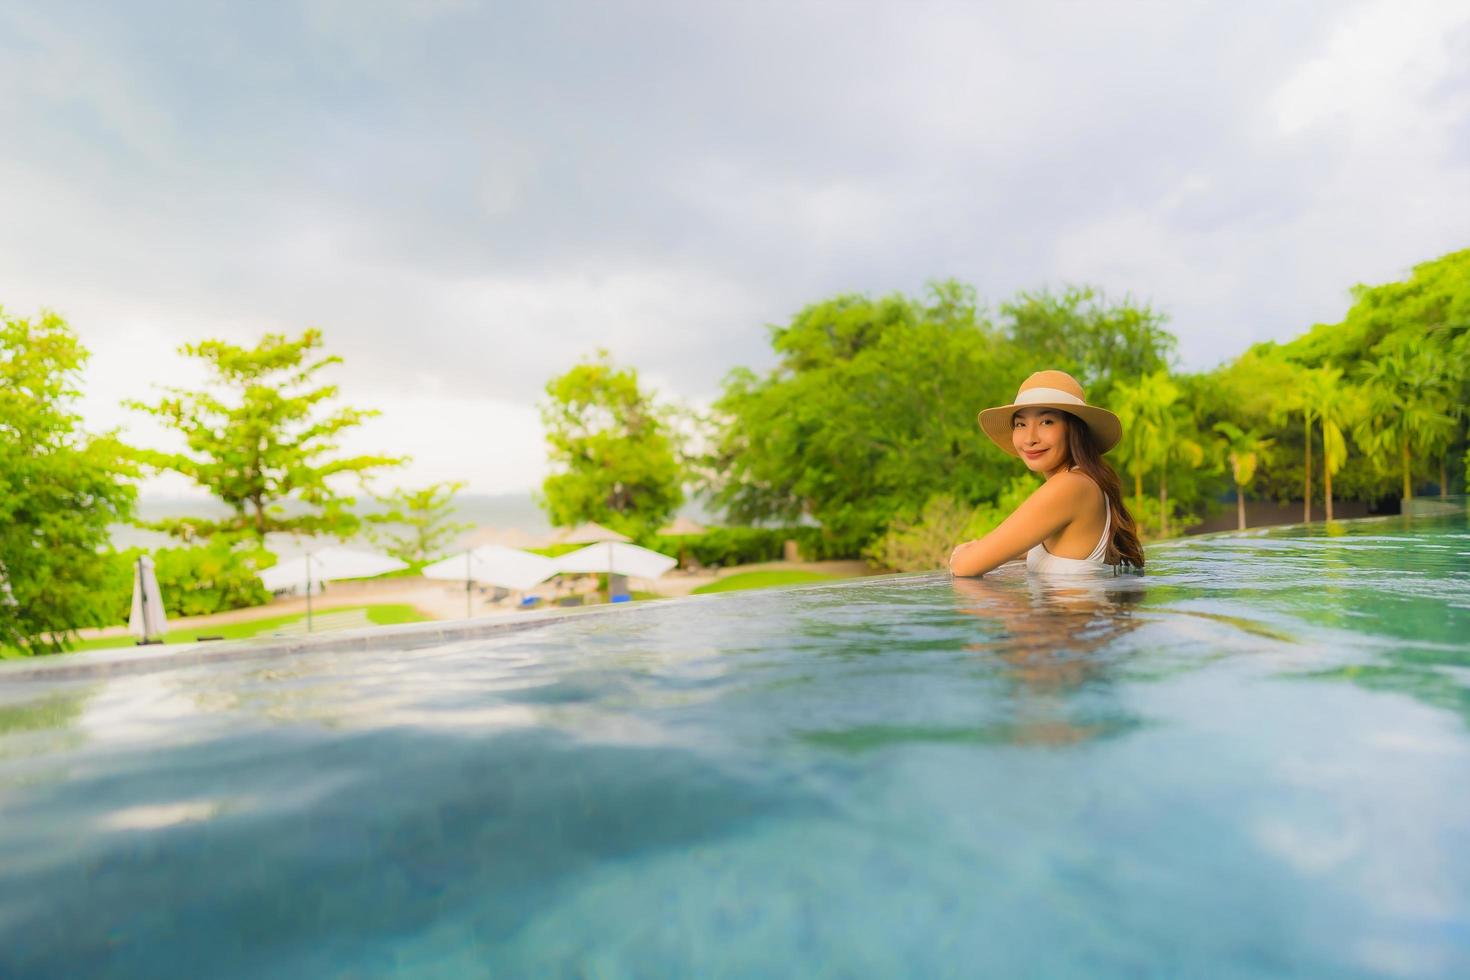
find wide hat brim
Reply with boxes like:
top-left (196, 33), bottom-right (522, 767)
top-left (978, 401), bottom-right (1123, 457)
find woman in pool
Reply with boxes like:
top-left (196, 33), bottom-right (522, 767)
top-left (949, 370), bottom-right (1145, 577)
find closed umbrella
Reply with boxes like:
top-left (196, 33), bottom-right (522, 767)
top-left (554, 542), bottom-right (677, 600)
top-left (128, 555), bottom-right (168, 645)
top-left (422, 545), bottom-right (558, 617)
top-left (258, 546), bottom-right (408, 632)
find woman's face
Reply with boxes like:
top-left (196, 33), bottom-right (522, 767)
top-left (1011, 407), bottom-right (1069, 474)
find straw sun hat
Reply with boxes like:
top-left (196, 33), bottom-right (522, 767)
top-left (978, 370), bottom-right (1123, 457)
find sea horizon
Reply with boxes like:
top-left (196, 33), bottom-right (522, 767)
top-left (110, 492), bottom-right (717, 556)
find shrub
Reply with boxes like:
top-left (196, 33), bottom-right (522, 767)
top-left (864, 495), bottom-right (974, 572)
top-left (102, 539), bottom-right (274, 623)
top-left (1125, 494), bottom-right (1198, 541)
top-left (635, 525), bottom-right (860, 568)
top-left (865, 477), bottom-right (1036, 572)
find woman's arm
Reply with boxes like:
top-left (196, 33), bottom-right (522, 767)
top-left (948, 475), bottom-right (1088, 577)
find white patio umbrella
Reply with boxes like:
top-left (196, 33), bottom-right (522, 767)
top-left (421, 545), bottom-right (559, 617)
top-left (553, 521), bottom-right (631, 545)
top-left (258, 546), bottom-right (408, 632)
top-left (657, 515), bottom-right (706, 537)
top-left (554, 542), bottom-right (677, 600)
top-left (461, 525), bottom-right (551, 550)
top-left (128, 555), bottom-right (168, 645)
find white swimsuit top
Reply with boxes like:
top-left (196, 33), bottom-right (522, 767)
top-left (1026, 473), bottom-right (1113, 575)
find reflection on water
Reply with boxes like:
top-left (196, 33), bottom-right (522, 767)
top-left (947, 576), bottom-right (1146, 746)
top-left (1, 514), bottom-right (1469, 978)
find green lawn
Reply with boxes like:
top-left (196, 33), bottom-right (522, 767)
top-left (59, 603), bottom-right (431, 654)
top-left (691, 570), bottom-right (838, 595)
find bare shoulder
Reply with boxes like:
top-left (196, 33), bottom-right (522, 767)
top-left (1035, 470), bottom-right (1101, 504)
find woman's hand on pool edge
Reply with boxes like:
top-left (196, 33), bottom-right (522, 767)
top-left (949, 541), bottom-right (981, 577)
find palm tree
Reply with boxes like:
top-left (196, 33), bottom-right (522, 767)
top-left (1356, 344), bottom-right (1456, 501)
top-left (1112, 371), bottom-right (1181, 534)
top-left (1156, 401), bottom-right (1205, 537)
top-left (1266, 365), bottom-right (1316, 522)
top-left (1300, 367), bottom-right (1361, 522)
top-left (1111, 375), bottom-right (1158, 511)
top-left (1213, 422), bottom-right (1274, 530)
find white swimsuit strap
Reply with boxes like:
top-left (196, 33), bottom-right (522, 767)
top-left (1069, 467), bottom-right (1111, 563)
top-left (1085, 504), bottom-right (1111, 563)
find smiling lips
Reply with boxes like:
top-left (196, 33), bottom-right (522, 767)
top-left (1022, 449), bottom-right (1048, 459)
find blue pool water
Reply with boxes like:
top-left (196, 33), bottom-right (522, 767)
top-left (2, 511), bottom-right (1469, 978)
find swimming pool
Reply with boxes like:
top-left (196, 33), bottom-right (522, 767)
top-left (2, 508), bottom-right (1468, 978)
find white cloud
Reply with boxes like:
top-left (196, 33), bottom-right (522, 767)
top-left (4, 0), bottom-right (1469, 495)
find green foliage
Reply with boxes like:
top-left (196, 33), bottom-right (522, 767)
top-left (1212, 422), bottom-right (1272, 490)
top-left (1212, 421), bottom-right (1274, 528)
top-left (690, 571), bottom-right (838, 595)
top-left (150, 540), bottom-right (274, 618)
top-left (571, 247), bottom-right (1470, 557)
top-left (708, 282), bottom-right (1023, 552)
top-left (637, 526), bottom-right (850, 567)
top-left (1126, 494), bottom-right (1199, 542)
top-left (99, 539), bottom-right (274, 622)
top-left (963, 476), bottom-right (1040, 539)
top-left (369, 481), bottom-right (470, 565)
top-left (1355, 336), bottom-right (1456, 500)
top-left (1001, 286), bottom-right (1175, 404)
top-left (1281, 248), bottom-right (1469, 502)
top-left (866, 477), bottom-right (1036, 572)
top-left (1110, 371), bottom-right (1207, 535)
top-left (129, 329), bottom-right (405, 541)
top-left (0, 308), bottom-right (137, 654)
top-left (865, 494), bottom-right (976, 572)
top-left (539, 351), bottom-right (685, 536)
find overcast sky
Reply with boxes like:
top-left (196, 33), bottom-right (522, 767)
top-left (3, 0), bottom-right (1468, 496)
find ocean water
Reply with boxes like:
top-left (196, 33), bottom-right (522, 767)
top-left (109, 493), bottom-right (719, 554)
top-left (3, 509), bottom-right (1469, 977)
top-left (108, 493), bottom-right (556, 553)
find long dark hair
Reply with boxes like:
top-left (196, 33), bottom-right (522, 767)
top-left (1061, 413), bottom-right (1145, 569)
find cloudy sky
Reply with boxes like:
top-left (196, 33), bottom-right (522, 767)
top-left (3, 0), bottom-right (1468, 496)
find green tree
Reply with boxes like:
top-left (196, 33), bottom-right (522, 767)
top-left (1111, 371), bottom-right (1202, 537)
top-left (1355, 340), bottom-right (1456, 501)
top-left (1212, 422), bottom-right (1273, 530)
top-left (0, 308), bottom-right (137, 654)
top-left (539, 351), bottom-right (685, 535)
top-left (1300, 367), bottom-right (1364, 522)
top-left (99, 540), bottom-right (274, 622)
top-left (1112, 372), bottom-right (1169, 516)
top-left (1001, 286), bottom-right (1175, 404)
top-left (1259, 360), bottom-right (1320, 522)
top-left (130, 330), bottom-right (405, 541)
top-left (708, 283), bottom-right (1023, 551)
top-left (369, 481), bottom-right (471, 565)
top-left (1276, 248), bottom-right (1470, 507)
top-left (1157, 403), bottom-right (1206, 538)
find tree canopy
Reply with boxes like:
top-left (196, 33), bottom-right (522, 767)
top-left (0, 309), bottom-right (137, 653)
top-left (369, 481), bottom-right (471, 565)
top-left (539, 351), bottom-right (685, 535)
top-left (708, 282), bottom-right (1025, 551)
top-left (130, 329), bottom-right (405, 541)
